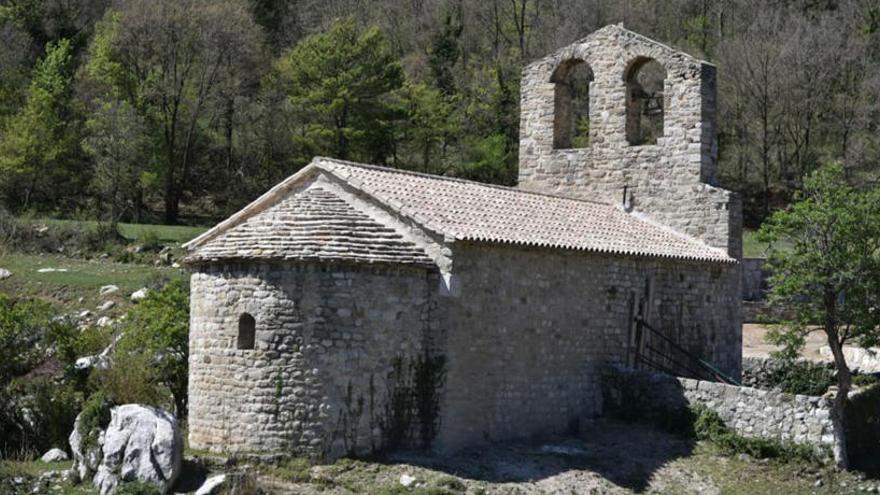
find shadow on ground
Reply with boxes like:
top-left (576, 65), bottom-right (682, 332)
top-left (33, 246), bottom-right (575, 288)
top-left (384, 419), bottom-right (696, 493)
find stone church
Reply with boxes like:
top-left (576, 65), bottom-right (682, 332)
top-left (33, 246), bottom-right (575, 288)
top-left (183, 24), bottom-right (742, 458)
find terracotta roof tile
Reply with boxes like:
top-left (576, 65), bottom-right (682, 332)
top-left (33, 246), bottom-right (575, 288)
top-left (315, 158), bottom-right (734, 264)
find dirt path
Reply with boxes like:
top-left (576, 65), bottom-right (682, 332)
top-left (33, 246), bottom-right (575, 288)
top-left (742, 323), bottom-right (830, 361)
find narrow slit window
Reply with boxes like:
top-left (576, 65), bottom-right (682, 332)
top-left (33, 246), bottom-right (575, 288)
top-left (552, 59), bottom-right (593, 149)
top-left (237, 313), bottom-right (256, 350)
top-left (625, 57), bottom-right (666, 145)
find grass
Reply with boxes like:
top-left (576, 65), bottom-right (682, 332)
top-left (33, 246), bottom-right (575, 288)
top-left (743, 228), bottom-right (794, 259)
top-left (22, 218), bottom-right (207, 244)
top-left (0, 252), bottom-right (184, 310)
top-left (0, 460), bottom-right (96, 494)
top-left (683, 442), bottom-right (866, 495)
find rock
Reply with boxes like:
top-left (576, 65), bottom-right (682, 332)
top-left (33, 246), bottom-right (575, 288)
top-left (171, 262), bottom-right (181, 269)
top-left (97, 300), bottom-right (115, 312)
top-left (195, 474), bottom-right (227, 495)
top-left (130, 288), bottom-right (149, 303)
top-left (96, 316), bottom-right (113, 327)
top-left (399, 474), bottom-right (416, 487)
top-left (78, 310), bottom-right (93, 319)
top-left (69, 415), bottom-right (104, 482)
top-left (99, 285), bottom-right (119, 297)
top-left (40, 448), bottom-right (69, 463)
top-left (91, 405), bottom-right (182, 495)
top-left (74, 334), bottom-right (123, 371)
top-left (737, 453), bottom-right (752, 462)
top-left (0, 268), bottom-right (11, 280)
top-left (159, 251), bottom-right (173, 265)
top-left (126, 245), bottom-right (143, 254)
top-left (814, 479), bottom-right (824, 487)
top-left (72, 404), bottom-right (182, 495)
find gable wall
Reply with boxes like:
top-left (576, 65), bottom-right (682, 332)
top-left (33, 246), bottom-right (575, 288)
top-left (435, 243), bottom-right (740, 451)
top-left (518, 26), bottom-right (741, 258)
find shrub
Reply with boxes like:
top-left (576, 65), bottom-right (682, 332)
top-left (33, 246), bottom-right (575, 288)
top-left (853, 373), bottom-right (879, 388)
top-left (770, 359), bottom-right (835, 396)
top-left (690, 404), bottom-right (819, 463)
top-left (102, 281), bottom-right (190, 417)
top-left (0, 381), bottom-right (82, 458)
top-left (115, 481), bottom-right (161, 495)
top-left (79, 390), bottom-right (113, 452)
top-left (0, 295), bottom-right (67, 381)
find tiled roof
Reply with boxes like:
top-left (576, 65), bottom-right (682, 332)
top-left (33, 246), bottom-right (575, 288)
top-left (186, 157), bottom-right (735, 265)
top-left (186, 187), bottom-right (434, 266)
top-left (315, 158), bottom-right (734, 264)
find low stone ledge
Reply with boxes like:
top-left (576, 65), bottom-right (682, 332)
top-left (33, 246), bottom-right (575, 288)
top-left (601, 365), bottom-right (840, 453)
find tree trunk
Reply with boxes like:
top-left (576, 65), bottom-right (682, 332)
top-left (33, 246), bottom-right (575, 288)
top-left (824, 291), bottom-right (850, 469)
top-left (827, 333), bottom-right (851, 469)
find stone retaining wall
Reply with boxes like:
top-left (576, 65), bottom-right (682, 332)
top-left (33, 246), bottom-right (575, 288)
top-left (602, 365), bottom-right (839, 451)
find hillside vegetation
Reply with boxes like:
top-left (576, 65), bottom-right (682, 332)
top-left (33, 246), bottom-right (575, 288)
top-left (0, 0), bottom-right (878, 229)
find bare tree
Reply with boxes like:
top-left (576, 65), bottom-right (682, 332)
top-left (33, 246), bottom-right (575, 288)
top-left (92, 0), bottom-right (262, 223)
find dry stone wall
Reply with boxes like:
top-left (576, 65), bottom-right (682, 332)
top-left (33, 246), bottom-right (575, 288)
top-left (187, 261), bottom-right (441, 458)
top-left (603, 365), bottom-right (839, 452)
top-left (436, 243), bottom-right (741, 451)
top-left (518, 25), bottom-right (741, 258)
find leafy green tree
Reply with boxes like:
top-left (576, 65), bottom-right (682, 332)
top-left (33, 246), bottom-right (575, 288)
top-left (83, 98), bottom-right (151, 229)
top-left (277, 18), bottom-right (405, 163)
top-left (399, 83), bottom-right (458, 174)
top-left (428, 9), bottom-right (462, 95)
top-left (758, 164), bottom-right (880, 468)
top-left (0, 38), bottom-right (79, 210)
top-left (457, 133), bottom-right (515, 185)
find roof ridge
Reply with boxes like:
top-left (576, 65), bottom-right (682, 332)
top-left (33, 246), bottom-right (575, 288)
top-left (313, 156), bottom-right (614, 208)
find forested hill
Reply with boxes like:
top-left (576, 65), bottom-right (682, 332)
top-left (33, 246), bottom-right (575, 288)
top-left (0, 0), bottom-right (878, 227)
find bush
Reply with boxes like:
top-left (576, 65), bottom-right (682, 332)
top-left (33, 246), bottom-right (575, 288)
top-left (770, 360), bottom-right (835, 396)
top-left (100, 281), bottom-right (190, 417)
top-left (0, 381), bottom-right (82, 458)
top-left (79, 391), bottom-right (113, 452)
top-left (853, 373), bottom-right (879, 388)
top-left (0, 208), bottom-right (119, 256)
top-left (0, 295), bottom-right (70, 381)
top-left (115, 481), bottom-right (161, 495)
top-left (690, 404), bottom-right (819, 463)
top-left (89, 352), bottom-right (167, 409)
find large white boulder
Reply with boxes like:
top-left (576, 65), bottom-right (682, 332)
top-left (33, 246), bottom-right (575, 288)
top-left (0, 268), bottom-right (11, 280)
top-left (40, 448), bottom-right (69, 463)
top-left (71, 404), bottom-right (182, 495)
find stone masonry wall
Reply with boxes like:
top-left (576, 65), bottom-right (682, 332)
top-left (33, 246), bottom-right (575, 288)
top-left (518, 25), bottom-right (741, 259)
top-left (435, 243), bottom-right (741, 451)
top-left (741, 258), bottom-right (768, 301)
top-left (187, 261), bottom-right (440, 458)
top-left (602, 365), bottom-right (839, 452)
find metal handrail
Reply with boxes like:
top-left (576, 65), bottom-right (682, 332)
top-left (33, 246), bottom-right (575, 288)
top-left (634, 317), bottom-right (740, 386)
